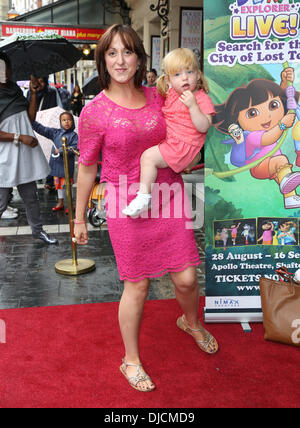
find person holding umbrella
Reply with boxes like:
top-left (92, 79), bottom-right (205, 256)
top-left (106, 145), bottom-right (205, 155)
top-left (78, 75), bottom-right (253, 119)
top-left (0, 32), bottom-right (82, 196)
top-left (28, 76), bottom-right (63, 111)
top-left (0, 52), bottom-right (58, 245)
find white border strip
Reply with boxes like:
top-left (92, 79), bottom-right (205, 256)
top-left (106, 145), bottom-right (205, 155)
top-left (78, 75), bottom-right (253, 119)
top-left (0, 223), bottom-right (107, 236)
top-left (204, 311), bottom-right (263, 323)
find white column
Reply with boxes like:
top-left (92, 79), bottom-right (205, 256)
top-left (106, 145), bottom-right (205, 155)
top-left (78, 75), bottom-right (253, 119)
top-left (143, 17), bottom-right (151, 70)
top-left (66, 68), bottom-right (72, 93)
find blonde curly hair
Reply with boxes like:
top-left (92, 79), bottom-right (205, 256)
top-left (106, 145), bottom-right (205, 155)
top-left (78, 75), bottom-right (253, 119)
top-left (156, 48), bottom-right (209, 96)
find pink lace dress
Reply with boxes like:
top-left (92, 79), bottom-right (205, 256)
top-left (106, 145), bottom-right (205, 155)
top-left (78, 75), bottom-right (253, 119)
top-left (78, 86), bottom-right (201, 282)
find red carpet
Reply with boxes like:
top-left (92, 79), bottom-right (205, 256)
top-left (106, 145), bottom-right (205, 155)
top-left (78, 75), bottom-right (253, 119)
top-left (0, 298), bottom-right (299, 408)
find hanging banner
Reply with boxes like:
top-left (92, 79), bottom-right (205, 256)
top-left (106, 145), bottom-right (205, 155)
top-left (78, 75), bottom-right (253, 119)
top-left (203, 0), bottom-right (300, 323)
top-left (0, 23), bottom-right (106, 42)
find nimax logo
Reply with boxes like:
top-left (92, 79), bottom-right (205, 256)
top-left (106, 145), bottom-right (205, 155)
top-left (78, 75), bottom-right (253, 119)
top-left (214, 298), bottom-right (240, 308)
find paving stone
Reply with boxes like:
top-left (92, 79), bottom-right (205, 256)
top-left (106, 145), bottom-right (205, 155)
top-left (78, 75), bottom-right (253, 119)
top-left (0, 187), bottom-right (206, 309)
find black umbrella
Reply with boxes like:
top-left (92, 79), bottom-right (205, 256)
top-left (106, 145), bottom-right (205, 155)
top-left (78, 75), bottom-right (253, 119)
top-left (82, 71), bottom-right (101, 96)
top-left (0, 33), bottom-right (82, 81)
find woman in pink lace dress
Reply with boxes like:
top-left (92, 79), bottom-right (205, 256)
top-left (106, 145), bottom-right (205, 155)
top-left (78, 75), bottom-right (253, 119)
top-left (122, 48), bottom-right (215, 217)
top-left (74, 25), bottom-right (218, 393)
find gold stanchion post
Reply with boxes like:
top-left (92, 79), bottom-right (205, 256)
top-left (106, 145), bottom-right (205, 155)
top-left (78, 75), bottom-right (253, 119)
top-left (55, 137), bottom-right (95, 275)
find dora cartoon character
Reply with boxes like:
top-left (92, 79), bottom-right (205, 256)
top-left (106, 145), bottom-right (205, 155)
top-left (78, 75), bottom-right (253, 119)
top-left (213, 75), bottom-right (299, 209)
top-left (257, 221), bottom-right (275, 245)
top-left (230, 222), bottom-right (241, 246)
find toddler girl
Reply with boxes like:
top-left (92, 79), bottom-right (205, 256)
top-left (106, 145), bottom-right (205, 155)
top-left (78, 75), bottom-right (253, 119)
top-left (33, 112), bottom-right (78, 212)
top-left (122, 48), bottom-right (215, 217)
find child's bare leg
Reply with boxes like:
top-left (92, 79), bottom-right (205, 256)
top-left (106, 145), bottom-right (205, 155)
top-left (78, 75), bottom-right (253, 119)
top-left (183, 152), bottom-right (201, 174)
top-left (139, 146), bottom-right (168, 194)
top-left (122, 146), bottom-right (168, 217)
top-left (55, 188), bottom-right (64, 208)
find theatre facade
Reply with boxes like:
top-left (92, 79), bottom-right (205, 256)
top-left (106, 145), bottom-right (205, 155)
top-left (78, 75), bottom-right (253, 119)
top-left (0, 0), bottom-right (203, 91)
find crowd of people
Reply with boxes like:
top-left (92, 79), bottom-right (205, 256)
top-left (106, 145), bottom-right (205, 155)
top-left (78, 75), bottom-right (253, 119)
top-left (1, 24), bottom-right (218, 392)
top-left (0, 52), bottom-right (58, 244)
top-left (0, 58), bottom-right (162, 225)
top-left (0, 70), bottom-right (84, 225)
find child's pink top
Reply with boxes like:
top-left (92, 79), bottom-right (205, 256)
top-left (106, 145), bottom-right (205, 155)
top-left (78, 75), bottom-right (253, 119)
top-left (159, 88), bottom-right (215, 173)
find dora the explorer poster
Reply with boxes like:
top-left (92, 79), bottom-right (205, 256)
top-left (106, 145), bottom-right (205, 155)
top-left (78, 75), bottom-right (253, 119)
top-left (203, 0), bottom-right (300, 321)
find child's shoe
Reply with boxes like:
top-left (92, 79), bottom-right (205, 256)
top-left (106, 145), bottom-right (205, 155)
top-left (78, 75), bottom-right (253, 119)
top-left (122, 192), bottom-right (151, 217)
top-left (65, 207), bottom-right (75, 215)
top-left (52, 205), bottom-right (64, 212)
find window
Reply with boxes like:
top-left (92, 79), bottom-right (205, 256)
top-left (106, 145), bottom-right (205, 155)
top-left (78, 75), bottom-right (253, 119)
top-left (79, 0), bottom-right (104, 25)
top-left (52, 0), bottom-right (78, 25)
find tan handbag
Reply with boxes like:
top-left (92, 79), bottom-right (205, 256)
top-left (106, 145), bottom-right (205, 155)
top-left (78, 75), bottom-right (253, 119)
top-left (259, 267), bottom-right (300, 347)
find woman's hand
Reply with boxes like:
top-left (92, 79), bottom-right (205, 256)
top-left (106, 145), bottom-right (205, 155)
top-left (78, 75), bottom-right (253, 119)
top-left (19, 134), bottom-right (38, 148)
top-left (74, 223), bottom-right (88, 245)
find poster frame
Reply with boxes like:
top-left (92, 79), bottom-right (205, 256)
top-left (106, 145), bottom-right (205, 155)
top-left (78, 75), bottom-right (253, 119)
top-left (203, 0), bottom-right (300, 325)
top-left (179, 7), bottom-right (203, 70)
top-left (163, 36), bottom-right (169, 57)
top-left (151, 35), bottom-right (161, 74)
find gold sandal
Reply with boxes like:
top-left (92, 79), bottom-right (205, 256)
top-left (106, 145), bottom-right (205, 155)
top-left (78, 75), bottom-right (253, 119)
top-left (120, 359), bottom-right (155, 392)
top-left (177, 315), bottom-right (218, 354)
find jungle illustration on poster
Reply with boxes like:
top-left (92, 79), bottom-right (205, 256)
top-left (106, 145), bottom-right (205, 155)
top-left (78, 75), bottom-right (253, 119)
top-left (203, 0), bottom-right (300, 322)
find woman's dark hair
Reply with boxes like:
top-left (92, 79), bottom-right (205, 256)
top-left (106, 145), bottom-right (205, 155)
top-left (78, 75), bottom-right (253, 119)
top-left (95, 24), bottom-right (147, 90)
top-left (148, 68), bottom-right (157, 76)
top-left (213, 79), bottom-right (292, 134)
top-left (0, 52), bottom-right (11, 69)
top-left (72, 83), bottom-right (82, 95)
